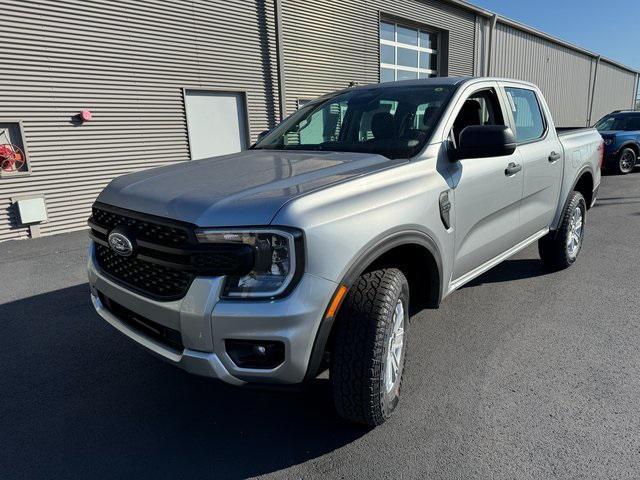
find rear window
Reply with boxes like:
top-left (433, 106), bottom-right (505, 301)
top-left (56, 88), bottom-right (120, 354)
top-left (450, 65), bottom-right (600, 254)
top-left (505, 87), bottom-right (546, 143)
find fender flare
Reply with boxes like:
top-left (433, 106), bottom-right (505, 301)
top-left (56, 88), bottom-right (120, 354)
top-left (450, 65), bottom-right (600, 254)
top-left (303, 228), bottom-right (444, 381)
top-left (553, 165), bottom-right (595, 233)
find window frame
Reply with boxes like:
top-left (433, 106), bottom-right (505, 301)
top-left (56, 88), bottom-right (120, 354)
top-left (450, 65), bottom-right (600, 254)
top-left (379, 19), bottom-right (440, 83)
top-left (501, 86), bottom-right (549, 145)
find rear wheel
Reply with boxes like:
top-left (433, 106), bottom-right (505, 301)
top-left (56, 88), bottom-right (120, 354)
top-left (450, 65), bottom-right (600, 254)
top-left (330, 268), bottom-right (409, 426)
top-left (616, 147), bottom-right (637, 175)
top-left (538, 191), bottom-right (586, 270)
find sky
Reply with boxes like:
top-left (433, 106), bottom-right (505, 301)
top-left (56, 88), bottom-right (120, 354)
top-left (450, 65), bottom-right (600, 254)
top-left (470, 0), bottom-right (640, 71)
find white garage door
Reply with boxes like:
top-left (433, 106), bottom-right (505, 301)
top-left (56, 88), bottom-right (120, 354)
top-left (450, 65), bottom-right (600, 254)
top-left (184, 90), bottom-right (248, 160)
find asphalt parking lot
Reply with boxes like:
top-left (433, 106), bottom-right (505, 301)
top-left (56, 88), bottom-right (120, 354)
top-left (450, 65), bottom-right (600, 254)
top-left (1, 172), bottom-right (639, 479)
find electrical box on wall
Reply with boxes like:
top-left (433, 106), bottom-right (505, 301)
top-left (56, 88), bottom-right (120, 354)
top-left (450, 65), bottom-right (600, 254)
top-left (14, 195), bottom-right (48, 224)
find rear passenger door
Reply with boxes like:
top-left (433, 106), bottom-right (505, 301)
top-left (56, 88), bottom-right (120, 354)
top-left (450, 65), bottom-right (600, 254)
top-left (501, 84), bottom-right (563, 237)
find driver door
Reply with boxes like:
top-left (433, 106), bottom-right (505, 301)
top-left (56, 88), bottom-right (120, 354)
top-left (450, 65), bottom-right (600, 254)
top-left (447, 84), bottom-right (524, 285)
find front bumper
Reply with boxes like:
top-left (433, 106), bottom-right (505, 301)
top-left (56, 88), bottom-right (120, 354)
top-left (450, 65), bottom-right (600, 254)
top-left (88, 242), bottom-right (338, 385)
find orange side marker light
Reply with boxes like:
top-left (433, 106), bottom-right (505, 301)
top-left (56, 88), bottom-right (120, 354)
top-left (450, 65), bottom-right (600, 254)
top-left (326, 285), bottom-right (348, 318)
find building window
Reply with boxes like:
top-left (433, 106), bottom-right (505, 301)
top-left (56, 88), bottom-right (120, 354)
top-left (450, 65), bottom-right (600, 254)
top-left (380, 20), bottom-right (439, 82)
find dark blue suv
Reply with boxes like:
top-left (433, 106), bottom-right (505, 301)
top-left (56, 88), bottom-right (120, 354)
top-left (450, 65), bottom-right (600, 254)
top-left (595, 111), bottom-right (640, 174)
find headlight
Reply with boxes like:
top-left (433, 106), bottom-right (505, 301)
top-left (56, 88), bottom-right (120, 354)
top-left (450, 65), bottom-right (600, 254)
top-left (603, 138), bottom-right (613, 146)
top-left (195, 228), bottom-right (302, 299)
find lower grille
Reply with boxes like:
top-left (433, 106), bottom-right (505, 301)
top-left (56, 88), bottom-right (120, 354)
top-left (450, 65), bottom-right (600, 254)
top-left (95, 243), bottom-right (194, 300)
top-left (99, 292), bottom-right (184, 352)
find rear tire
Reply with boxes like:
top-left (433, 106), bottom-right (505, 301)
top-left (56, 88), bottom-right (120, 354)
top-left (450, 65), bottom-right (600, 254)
top-left (538, 191), bottom-right (586, 271)
top-left (616, 147), bottom-right (637, 175)
top-left (330, 268), bottom-right (409, 426)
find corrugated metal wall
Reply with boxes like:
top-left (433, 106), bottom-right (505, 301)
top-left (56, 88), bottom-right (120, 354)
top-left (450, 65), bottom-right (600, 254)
top-left (280, 0), bottom-right (476, 114)
top-left (591, 61), bottom-right (639, 123)
top-left (490, 22), bottom-right (595, 127)
top-left (0, 0), bottom-right (279, 241)
top-left (490, 20), bottom-right (637, 127)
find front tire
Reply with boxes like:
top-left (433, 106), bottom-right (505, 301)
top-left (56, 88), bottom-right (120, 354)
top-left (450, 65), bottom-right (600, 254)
top-left (538, 191), bottom-right (586, 270)
top-left (616, 147), bottom-right (637, 175)
top-left (330, 268), bottom-right (409, 426)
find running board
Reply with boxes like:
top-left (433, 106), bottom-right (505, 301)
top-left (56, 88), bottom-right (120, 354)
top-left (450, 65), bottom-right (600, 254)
top-left (448, 228), bottom-right (549, 293)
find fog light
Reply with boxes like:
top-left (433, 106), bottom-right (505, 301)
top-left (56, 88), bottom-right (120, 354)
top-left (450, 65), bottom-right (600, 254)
top-left (225, 339), bottom-right (285, 369)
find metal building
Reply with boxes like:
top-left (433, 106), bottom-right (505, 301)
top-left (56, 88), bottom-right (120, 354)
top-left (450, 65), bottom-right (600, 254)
top-left (0, 0), bottom-right (637, 241)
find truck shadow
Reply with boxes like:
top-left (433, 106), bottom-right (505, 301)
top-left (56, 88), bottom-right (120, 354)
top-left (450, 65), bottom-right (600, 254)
top-left (461, 259), bottom-right (549, 288)
top-left (0, 284), bottom-right (367, 479)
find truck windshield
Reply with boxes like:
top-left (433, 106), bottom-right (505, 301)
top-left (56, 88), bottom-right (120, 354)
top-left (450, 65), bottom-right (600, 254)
top-left (595, 114), bottom-right (640, 131)
top-left (253, 84), bottom-right (456, 159)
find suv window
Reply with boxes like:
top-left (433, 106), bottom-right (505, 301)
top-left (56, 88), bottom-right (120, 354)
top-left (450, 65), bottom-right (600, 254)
top-left (505, 87), bottom-right (546, 143)
top-left (629, 116), bottom-right (640, 131)
top-left (596, 113), bottom-right (640, 131)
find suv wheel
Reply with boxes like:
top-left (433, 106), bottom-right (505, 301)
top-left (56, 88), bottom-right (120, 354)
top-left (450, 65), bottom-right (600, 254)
top-left (330, 268), bottom-right (409, 426)
top-left (617, 147), bottom-right (637, 175)
top-left (538, 191), bottom-right (586, 270)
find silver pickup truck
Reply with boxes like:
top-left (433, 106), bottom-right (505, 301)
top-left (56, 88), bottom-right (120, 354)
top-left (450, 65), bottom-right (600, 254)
top-left (88, 77), bottom-right (602, 426)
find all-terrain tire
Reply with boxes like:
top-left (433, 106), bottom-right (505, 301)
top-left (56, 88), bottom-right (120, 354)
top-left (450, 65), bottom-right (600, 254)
top-left (538, 191), bottom-right (586, 271)
top-left (330, 268), bottom-right (409, 426)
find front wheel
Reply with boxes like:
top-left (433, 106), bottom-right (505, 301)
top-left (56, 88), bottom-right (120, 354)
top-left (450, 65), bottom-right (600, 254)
top-left (330, 268), bottom-right (409, 426)
top-left (616, 147), bottom-right (637, 175)
top-left (538, 191), bottom-right (586, 270)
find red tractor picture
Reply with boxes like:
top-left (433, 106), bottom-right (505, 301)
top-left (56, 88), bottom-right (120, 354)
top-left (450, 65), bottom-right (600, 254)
top-left (0, 144), bottom-right (26, 173)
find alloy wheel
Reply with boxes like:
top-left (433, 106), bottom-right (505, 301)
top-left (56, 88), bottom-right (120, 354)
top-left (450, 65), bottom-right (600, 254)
top-left (384, 299), bottom-right (406, 394)
top-left (620, 150), bottom-right (636, 173)
top-left (566, 206), bottom-right (583, 259)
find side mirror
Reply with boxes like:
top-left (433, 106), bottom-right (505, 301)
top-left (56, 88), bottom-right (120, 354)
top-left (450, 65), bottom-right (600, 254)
top-left (450, 125), bottom-right (516, 161)
top-left (256, 130), bottom-right (270, 142)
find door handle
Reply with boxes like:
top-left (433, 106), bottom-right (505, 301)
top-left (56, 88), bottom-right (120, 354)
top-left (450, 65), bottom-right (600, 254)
top-left (505, 162), bottom-right (522, 176)
top-left (548, 151), bottom-right (561, 162)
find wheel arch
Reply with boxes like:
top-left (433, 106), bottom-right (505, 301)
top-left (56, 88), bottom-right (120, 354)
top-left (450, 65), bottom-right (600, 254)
top-left (303, 229), bottom-right (443, 381)
top-left (619, 141), bottom-right (640, 157)
top-left (573, 168), bottom-right (594, 210)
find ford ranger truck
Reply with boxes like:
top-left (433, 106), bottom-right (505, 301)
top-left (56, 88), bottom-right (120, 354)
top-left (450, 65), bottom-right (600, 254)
top-left (88, 77), bottom-right (602, 426)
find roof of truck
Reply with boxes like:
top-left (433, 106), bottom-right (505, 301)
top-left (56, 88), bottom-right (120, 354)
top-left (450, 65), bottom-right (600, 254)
top-left (312, 77), bottom-right (542, 103)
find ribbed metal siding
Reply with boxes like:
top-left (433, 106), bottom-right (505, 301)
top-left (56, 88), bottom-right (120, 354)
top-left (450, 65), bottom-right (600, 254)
top-left (591, 61), bottom-right (638, 122)
top-left (0, 0), bottom-right (279, 241)
top-left (490, 22), bottom-right (594, 127)
top-left (280, 0), bottom-right (476, 114)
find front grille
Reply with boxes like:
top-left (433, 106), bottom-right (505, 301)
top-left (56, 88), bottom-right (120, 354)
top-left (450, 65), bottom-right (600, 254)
top-left (91, 206), bottom-right (190, 247)
top-left (99, 292), bottom-right (184, 352)
top-left (95, 243), bottom-right (194, 299)
top-left (89, 202), bottom-right (254, 301)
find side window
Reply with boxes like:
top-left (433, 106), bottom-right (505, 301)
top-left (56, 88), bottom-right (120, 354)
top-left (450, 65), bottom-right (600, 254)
top-left (627, 115), bottom-right (640, 131)
top-left (504, 87), bottom-right (546, 143)
top-left (452, 88), bottom-right (504, 145)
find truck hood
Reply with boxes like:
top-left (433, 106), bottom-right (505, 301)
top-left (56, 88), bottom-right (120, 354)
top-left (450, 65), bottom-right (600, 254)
top-left (97, 149), bottom-right (401, 226)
